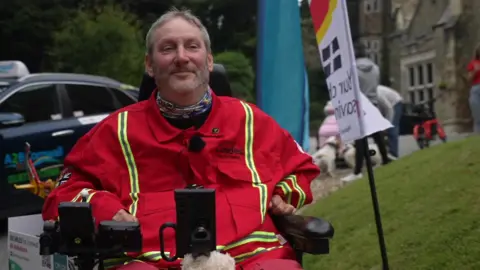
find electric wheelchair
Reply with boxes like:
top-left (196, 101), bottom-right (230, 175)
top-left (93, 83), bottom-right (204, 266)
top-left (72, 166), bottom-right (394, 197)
top-left (37, 64), bottom-right (334, 270)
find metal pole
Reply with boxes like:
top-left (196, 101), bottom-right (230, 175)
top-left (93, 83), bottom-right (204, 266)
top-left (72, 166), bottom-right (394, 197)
top-left (362, 137), bottom-right (390, 270)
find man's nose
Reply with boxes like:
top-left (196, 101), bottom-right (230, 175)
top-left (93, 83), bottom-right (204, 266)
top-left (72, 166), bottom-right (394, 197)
top-left (175, 47), bottom-right (189, 65)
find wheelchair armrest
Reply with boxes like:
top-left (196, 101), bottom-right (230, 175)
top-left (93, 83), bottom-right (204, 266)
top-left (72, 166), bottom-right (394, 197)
top-left (272, 214), bottom-right (334, 255)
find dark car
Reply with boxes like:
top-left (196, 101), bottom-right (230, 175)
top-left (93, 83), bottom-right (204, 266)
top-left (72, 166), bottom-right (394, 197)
top-left (0, 67), bottom-right (139, 218)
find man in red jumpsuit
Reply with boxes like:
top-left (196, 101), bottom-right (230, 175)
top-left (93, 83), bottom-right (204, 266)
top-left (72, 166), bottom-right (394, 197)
top-left (42, 7), bottom-right (320, 270)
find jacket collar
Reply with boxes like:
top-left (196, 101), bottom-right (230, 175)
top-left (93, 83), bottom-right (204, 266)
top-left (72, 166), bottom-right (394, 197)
top-left (146, 88), bottom-right (224, 143)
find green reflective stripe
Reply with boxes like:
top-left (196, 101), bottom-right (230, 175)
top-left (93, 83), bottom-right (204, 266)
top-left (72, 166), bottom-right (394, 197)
top-left (71, 188), bottom-right (92, 202)
top-left (118, 112), bottom-right (140, 216)
top-left (285, 175), bottom-right (306, 208)
top-left (86, 192), bottom-right (95, 203)
top-left (275, 181), bottom-right (293, 205)
top-left (217, 231), bottom-right (279, 251)
top-left (234, 246), bottom-right (283, 263)
top-left (137, 251), bottom-right (168, 261)
top-left (103, 257), bottom-right (130, 269)
top-left (107, 251), bottom-right (174, 267)
top-left (240, 101), bottom-right (268, 223)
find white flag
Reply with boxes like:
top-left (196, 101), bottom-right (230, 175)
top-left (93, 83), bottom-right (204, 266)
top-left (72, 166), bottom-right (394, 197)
top-left (309, 0), bottom-right (392, 143)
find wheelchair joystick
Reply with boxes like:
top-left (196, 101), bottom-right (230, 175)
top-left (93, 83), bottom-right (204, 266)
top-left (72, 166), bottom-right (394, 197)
top-left (39, 201), bottom-right (142, 270)
top-left (159, 187), bottom-right (216, 262)
top-left (80, 189), bottom-right (89, 202)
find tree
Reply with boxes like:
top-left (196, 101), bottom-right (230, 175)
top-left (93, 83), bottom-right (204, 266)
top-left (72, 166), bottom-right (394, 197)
top-left (47, 4), bottom-right (145, 86)
top-left (0, 0), bottom-right (78, 72)
top-left (214, 51), bottom-right (255, 103)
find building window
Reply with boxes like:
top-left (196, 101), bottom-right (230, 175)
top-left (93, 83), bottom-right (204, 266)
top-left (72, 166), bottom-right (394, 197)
top-left (364, 0), bottom-right (380, 13)
top-left (426, 63), bottom-right (433, 84)
top-left (405, 61), bottom-right (435, 106)
top-left (363, 38), bottom-right (381, 65)
top-left (417, 65), bottom-right (424, 85)
top-left (409, 67), bottom-right (415, 87)
top-left (418, 89), bottom-right (425, 102)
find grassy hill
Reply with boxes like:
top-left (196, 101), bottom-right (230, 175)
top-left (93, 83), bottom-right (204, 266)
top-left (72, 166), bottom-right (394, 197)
top-left (303, 135), bottom-right (480, 270)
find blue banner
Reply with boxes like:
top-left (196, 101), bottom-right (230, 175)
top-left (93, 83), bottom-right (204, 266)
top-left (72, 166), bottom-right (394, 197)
top-left (256, 0), bottom-right (310, 151)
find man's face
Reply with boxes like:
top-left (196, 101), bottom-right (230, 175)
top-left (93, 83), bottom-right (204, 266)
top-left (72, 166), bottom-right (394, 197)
top-left (145, 17), bottom-right (213, 104)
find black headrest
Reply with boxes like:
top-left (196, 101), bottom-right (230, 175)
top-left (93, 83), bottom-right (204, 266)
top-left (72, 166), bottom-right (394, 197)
top-left (137, 63), bottom-right (232, 102)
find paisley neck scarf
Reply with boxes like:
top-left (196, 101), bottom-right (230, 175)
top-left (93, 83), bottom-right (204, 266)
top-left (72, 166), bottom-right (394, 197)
top-left (156, 89), bottom-right (212, 119)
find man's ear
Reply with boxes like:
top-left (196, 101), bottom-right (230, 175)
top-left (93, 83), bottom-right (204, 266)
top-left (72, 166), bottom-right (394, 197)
top-left (207, 53), bottom-right (214, 72)
top-left (145, 53), bottom-right (154, 77)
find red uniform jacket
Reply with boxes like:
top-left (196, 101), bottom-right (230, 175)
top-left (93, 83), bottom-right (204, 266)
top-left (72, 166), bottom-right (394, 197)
top-left (42, 91), bottom-right (320, 269)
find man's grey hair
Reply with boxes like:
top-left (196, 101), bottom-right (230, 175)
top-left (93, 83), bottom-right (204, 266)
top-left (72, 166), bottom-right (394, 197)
top-left (145, 7), bottom-right (211, 55)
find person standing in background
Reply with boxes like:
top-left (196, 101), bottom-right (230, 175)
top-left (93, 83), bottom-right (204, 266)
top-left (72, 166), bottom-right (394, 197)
top-left (377, 85), bottom-right (403, 157)
top-left (341, 42), bottom-right (391, 183)
top-left (467, 44), bottom-right (480, 134)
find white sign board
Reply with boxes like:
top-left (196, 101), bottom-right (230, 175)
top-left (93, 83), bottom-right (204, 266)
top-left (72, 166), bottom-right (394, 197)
top-left (8, 214), bottom-right (76, 270)
top-left (309, 0), bottom-right (392, 142)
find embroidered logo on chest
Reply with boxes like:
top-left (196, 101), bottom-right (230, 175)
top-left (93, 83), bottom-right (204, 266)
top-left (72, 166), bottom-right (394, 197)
top-left (215, 142), bottom-right (244, 159)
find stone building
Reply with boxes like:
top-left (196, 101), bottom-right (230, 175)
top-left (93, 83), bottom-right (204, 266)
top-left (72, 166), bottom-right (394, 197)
top-left (357, 0), bottom-right (387, 69)
top-left (387, 0), bottom-right (480, 133)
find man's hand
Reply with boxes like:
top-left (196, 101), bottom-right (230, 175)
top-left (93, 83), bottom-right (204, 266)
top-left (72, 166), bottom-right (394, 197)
top-left (112, 209), bottom-right (138, 222)
top-left (269, 194), bottom-right (296, 215)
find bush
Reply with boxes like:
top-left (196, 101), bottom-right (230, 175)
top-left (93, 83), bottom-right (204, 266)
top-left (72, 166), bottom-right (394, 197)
top-left (48, 4), bottom-right (145, 86)
top-left (214, 51), bottom-right (255, 103)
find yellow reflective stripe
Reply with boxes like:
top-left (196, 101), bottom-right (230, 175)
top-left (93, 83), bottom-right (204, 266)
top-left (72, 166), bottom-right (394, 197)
top-left (114, 231), bottom-right (279, 265)
top-left (136, 251), bottom-right (177, 261)
top-left (105, 251), bottom-right (178, 267)
top-left (103, 257), bottom-right (130, 269)
top-left (284, 175), bottom-right (306, 208)
top-left (275, 181), bottom-right (293, 205)
top-left (71, 188), bottom-right (92, 202)
top-left (118, 112), bottom-right (140, 216)
top-left (86, 192), bottom-right (95, 203)
top-left (234, 246), bottom-right (284, 263)
top-left (217, 231), bottom-right (279, 251)
top-left (240, 101), bottom-right (268, 223)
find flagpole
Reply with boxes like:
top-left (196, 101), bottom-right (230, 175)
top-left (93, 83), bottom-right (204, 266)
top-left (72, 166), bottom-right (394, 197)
top-left (343, 0), bottom-right (390, 267)
top-left (307, 0), bottom-right (391, 266)
top-left (362, 138), bottom-right (390, 270)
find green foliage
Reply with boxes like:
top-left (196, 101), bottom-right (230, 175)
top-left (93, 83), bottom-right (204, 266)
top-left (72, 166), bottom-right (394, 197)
top-left (214, 51), bottom-right (255, 103)
top-left (47, 4), bottom-right (145, 86)
top-left (303, 136), bottom-right (480, 269)
top-left (0, 0), bottom-right (78, 72)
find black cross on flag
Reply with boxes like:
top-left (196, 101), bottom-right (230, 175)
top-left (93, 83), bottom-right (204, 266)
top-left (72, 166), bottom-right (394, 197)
top-left (321, 37), bottom-right (342, 78)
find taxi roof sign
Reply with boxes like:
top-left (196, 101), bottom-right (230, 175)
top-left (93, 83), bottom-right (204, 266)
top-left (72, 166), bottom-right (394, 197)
top-left (0, 61), bottom-right (30, 79)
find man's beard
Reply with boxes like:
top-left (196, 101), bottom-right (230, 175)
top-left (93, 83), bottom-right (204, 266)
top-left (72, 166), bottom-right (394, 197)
top-left (156, 65), bottom-right (209, 95)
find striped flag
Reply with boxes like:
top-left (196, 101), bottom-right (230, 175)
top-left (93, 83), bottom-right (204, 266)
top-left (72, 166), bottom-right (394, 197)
top-left (256, 0), bottom-right (310, 152)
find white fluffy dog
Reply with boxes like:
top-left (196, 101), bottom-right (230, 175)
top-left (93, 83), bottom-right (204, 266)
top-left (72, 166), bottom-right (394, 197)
top-left (312, 136), bottom-right (340, 176)
top-left (182, 251), bottom-right (235, 270)
top-left (341, 142), bottom-right (384, 169)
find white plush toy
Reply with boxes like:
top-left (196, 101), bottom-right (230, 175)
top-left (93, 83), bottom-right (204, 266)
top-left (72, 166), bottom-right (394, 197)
top-left (181, 251), bottom-right (236, 270)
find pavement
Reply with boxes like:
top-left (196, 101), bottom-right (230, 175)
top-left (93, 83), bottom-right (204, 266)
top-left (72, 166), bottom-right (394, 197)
top-left (0, 133), bottom-right (470, 269)
top-left (308, 133), bottom-right (470, 157)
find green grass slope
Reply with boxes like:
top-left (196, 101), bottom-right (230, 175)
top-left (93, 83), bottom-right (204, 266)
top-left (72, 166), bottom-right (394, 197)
top-left (303, 136), bottom-right (480, 270)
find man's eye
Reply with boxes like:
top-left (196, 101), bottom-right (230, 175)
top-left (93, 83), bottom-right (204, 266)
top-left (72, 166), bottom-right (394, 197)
top-left (160, 45), bottom-right (174, 51)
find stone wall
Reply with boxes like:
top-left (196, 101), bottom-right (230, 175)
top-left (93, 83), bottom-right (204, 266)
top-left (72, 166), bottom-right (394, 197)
top-left (450, 0), bottom-right (480, 132)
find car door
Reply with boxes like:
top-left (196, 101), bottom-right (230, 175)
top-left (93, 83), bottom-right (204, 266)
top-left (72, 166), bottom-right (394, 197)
top-left (61, 83), bottom-right (135, 144)
top-left (0, 82), bottom-right (73, 216)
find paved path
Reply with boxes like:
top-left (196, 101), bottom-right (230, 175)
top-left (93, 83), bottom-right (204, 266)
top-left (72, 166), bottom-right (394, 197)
top-left (0, 133), bottom-right (470, 269)
top-left (308, 133), bottom-right (469, 157)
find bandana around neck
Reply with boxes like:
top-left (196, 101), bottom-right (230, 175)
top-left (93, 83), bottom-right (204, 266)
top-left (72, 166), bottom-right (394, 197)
top-left (156, 89), bottom-right (213, 119)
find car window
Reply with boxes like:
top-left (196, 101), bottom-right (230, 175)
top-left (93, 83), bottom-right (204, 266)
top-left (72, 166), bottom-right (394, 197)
top-left (64, 84), bottom-right (117, 117)
top-left (0, 84), bottom-right (61, 123)
top-left (111, 88), bottom-right (136, 108)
